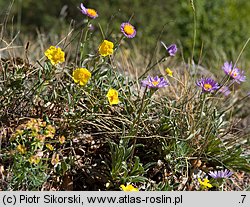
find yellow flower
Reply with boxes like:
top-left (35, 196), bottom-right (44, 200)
top-left (98, 40), bottom-right (114, 56)
top-left (17, 144), bottom-right (26, 154)
top-left (51, 153), bottom-right (60, 165)
top-left (59, 135), bottom-right (65, 144)
top-left (28, 155), bottom-right (41, 165)
top-left (45, 125), bottom-right (56, 138)
top-left (44, 46), bottom-right (65, 65)
top-left (198, 178), bottom-right (212, 189)
top-left (106, 88), bottom-right (119, 105)
top-left (46, 143), bottom-right (54, 151)
top-left (120, 184), bottom-right (139, 191)
top-left (72, 68), bottom-right (91, 86)
top-left (165, 68), bottom-right (173, 77)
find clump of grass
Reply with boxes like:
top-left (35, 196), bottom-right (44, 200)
top-left (0, 2), bottom-right (249, 191)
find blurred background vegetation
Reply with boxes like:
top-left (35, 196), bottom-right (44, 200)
top-left (1, 0), bottom-right (250, 83)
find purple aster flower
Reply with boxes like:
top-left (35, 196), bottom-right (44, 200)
top-left (121, 22), bottom-right (136, 38)
top-left (222, 61), bottom-right (246, 83)
top-left (208, 169), bottom-right (234, 179)
top-left (161, 41), bottom-right (178, 56)
top-left (141, 76), bottom-right (168, 88)
top-left (196, 77), bottom-right (220, 93)
top-left (219, 86), bottom-right (231, 96)
top-left (80, 3), bottom-right (98, 19)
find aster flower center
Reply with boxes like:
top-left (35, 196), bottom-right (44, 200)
top-left (124, 25), bottom-right (134, 35)
top-left (204, 83), bottom-right (212, 90)
top-left (152, 81), bottom-right (159, 86)
top-left (87, 9), bottom-right (97, 17)
top-left (229, 70), bottom-right (238, 77)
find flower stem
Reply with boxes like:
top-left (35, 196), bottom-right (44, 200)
top-left (129, 87), bottom-right (148, 162)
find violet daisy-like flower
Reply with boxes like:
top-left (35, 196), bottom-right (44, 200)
top-left (121, 22), bottom-right (136, 38)
top-left (208, 169), bottom-right (234, 179)
top-left (196, 77), bottom-right (220, 93)
top-left (222, 61), bottom-right (246, 83)
top-left (161, 41), bottom-right (178, 56)
top-left (80, 3), bottom-right (98, 19)
top-left (141, 76), bottom-right (168, 88)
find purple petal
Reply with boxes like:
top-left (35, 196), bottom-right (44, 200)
top-left (222, 61), bottom-right (233, 74)
top-left (141, 80), bottom-right (150, 87)
top-left (161, 42), bottom-right (177, 56)
top-left (80, 3), bottom-right (87, 14)
top-left (208, 169), bottom-right (233, 179)
top-left (167, 44), bottom-right (178, 56)
top-left (208, 171), bottom-right (217, 178)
